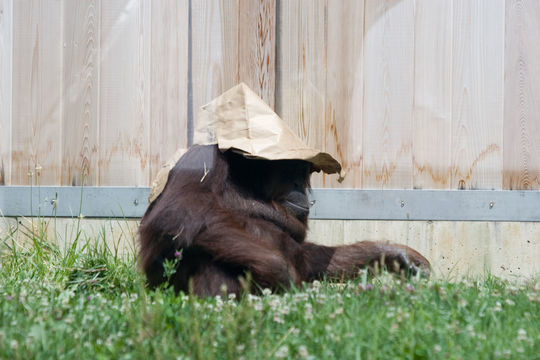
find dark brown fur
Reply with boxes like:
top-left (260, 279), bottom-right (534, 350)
top-left (138, 145), bottom-right (430, 296)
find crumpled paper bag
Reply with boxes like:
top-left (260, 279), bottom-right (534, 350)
top-left (149, 83), bottom-right (344, 203)
top-left (148, 148), bottom-right (188, 203)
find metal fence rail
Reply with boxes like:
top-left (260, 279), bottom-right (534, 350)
top-left (1, 187), bottom-right (539, 221)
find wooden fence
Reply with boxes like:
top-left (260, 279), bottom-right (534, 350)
top-left (1, 0), bottom-right (539, 190)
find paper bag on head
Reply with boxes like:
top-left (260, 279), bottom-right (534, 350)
top-left (149, 82), bottom-right (344, 203)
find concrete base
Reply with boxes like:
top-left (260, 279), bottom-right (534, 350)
top-left (2, 217), bottom-right (539, 280)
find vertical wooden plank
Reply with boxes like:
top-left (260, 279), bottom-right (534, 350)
top-left (219, 0), bottom-right (241, 93)
top-left (98, 0), bottom-right (150, 186)
top-left (503, 0), bottom-right (540, 190)
top-left (11, 0), bottom-right (63, 185)
top-left (452, 0), bottom-right (504, 190)
top-left (362, 0), bottom-right (415, 189)
top-left (149, 0), bottom-right (189, 181)
top-left (412, 0), bottom-right (453, 189)
top-left (62, 0), bottom-right (100, 186)
top-left (325, 0), bottom-right (364, 188)
top-left (238, 0), bottom-right (276, 108)
top-left (191, 0), bottom-right (239, 126)
top-left (276, 1), bottom-right (327, 187)
top-left (191, 0), bottom-right (276, 129)
top-left (0, 0), bottom-right (12, 185)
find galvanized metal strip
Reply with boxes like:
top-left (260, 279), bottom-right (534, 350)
top-left (1, 186), bottom-right (539, 221)
top-left (0, 186), bottom-right (150, 219)
top-left (309, 189), bottom-right (540, 222)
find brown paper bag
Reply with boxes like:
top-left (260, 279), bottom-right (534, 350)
top-left (149, 83), bottom-right (344, 203)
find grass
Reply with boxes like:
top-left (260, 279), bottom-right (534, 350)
top-left (1, 219), bottom-right (539, 360)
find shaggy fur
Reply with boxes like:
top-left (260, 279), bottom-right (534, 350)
top-left (139, 145), bottom-right (430, 296)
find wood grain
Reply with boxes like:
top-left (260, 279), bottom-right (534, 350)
top-left (238, 0), bottom-right (276, 108)
top-left (0, 0), bottom-right (12, 185)
top-left (362, 0), bottom-right (415, 189)
top-left (325, 0), bottom-right (365, 188)
top-left (276, 0), bottom-right (327, 187)
top-left (3, 0), bottom-right (540, 193)
top-left (62, 0), bottom-right (100, 186)
top-left (412, 0), bottom-right (452, 189)
top-left (191, 0), bottom-right (276, 130)
top-left (191, 0), bottom-right (240, 130)
top-left (451, 0), bottom-right (504, 190)
top-left (11, 0), bottom-right (63, 185)
top-left (503, 0), bottom-right (540, 190)
top-left (149, 0), bottom-right (189, 181)
top-left (98, 0), bottom-right (150, 186)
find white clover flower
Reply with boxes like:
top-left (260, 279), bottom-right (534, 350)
top-left (517, 328), bottom-right (527, 341)
top-left (273, 314), bottom-right (284, 324)
top-left (262, 288), bottom-right (272, 296)
top-left (268, 298), bottom-right (280, 309)
top-left (304, 304), bottom-right (313, 320)
top-left (298, 345), bottom-right (309, 358)
top-left (275, 345), bottom-right (289, 358)
top-left (466, 324), bottom-right (476, 337)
